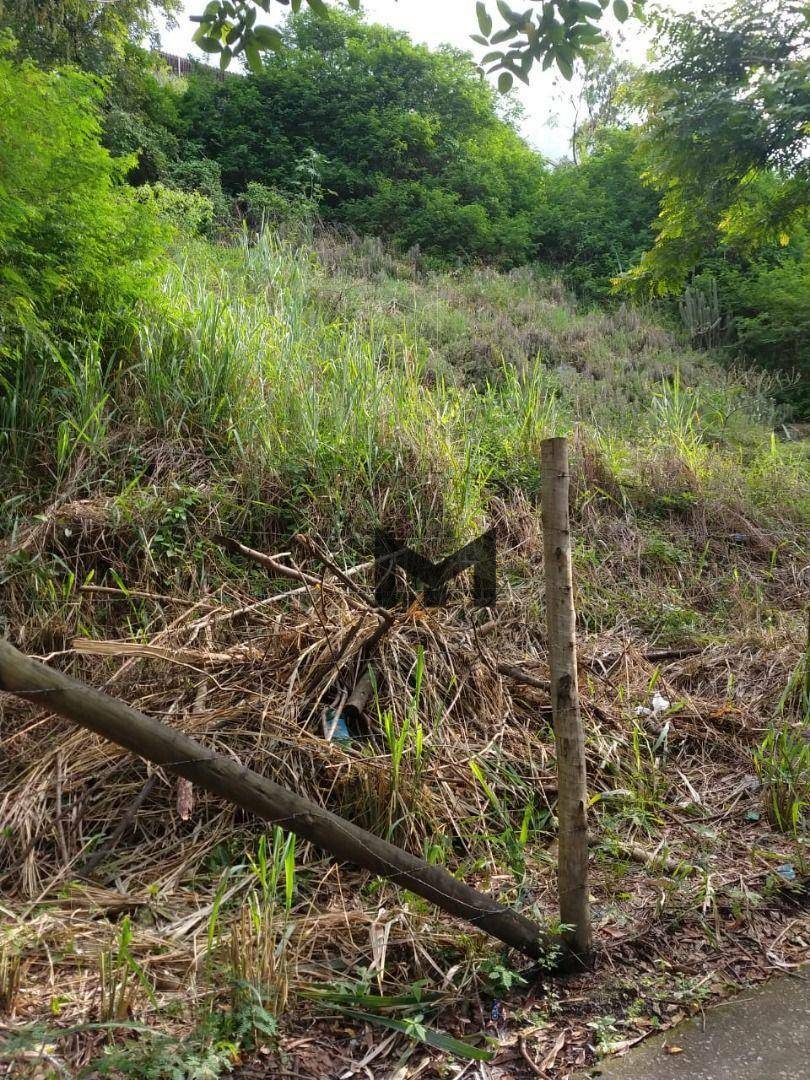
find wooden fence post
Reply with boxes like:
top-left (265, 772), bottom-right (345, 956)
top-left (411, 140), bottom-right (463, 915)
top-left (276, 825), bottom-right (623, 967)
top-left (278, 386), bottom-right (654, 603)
top-left (541, 436), bottom-right (593, 966)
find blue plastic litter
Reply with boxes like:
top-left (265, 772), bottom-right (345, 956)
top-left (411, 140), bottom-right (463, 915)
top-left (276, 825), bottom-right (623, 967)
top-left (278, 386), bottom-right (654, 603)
top-left (324, 708), bottom-right (352, 745)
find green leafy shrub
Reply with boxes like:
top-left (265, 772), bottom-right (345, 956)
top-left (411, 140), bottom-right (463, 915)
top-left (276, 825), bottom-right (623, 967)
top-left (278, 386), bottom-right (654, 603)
top-left (0, 44), bottom-right (167, 346)
top-left (342, 179), bottom-right (501, 264)
top-left (533, 130), bottom-right (659, 300)
top-left (0, 40), bottom-right (168, 460)
top-left (708, 249), bottom-right (810, 415)
top-left (164, 157), bottom-right (230, 224)
top-left (179, 9), bottom-right (545, 265)
top-left (241, 181), bottom-right (295, 225)
top-left (239, 180), bottom-right (318, 235)
top-left (140, 184), bottom-right (216, 236)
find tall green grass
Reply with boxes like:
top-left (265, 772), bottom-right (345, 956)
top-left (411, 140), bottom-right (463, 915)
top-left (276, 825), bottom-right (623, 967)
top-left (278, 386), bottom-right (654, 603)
top-left (126, 233), bottom-right (568, 548)
top-left (1, 228), bottom-right (807, 577)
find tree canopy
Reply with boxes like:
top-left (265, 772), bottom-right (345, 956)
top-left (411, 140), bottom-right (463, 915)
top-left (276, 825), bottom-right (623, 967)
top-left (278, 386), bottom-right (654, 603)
top-left (623, 0), bottom-right (810, 295)
top-left (0, 40), bottom-right (165, 362)
top-left (1, 0), bottom-right (805, 407)
top-left (0, 0), bottom-right (180, 69)
top-left (189, 0), bottom-right (644, 84)
top-left (534, 128), bottom-right (657, 298)
top-left (180, 9), bottom-right (546, 262)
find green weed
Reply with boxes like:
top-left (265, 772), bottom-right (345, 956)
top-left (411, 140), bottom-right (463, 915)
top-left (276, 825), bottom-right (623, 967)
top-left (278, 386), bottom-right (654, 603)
top-left (227, 829), bottom-right (297, 1030)
top-left (754, 721), bottom-right (809, 837)
top-left (99, 915), bottom-right (157, 1023)
top-left (379, 649), bottom-right (429, 840)
top-left (753, 632), bottom-right (809, 839)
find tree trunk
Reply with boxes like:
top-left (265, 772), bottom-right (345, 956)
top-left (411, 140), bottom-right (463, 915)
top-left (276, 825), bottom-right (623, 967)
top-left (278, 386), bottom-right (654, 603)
top-left (0, 638), bottom-right (560, 963)
top-left (540, 436), bottom-right (592, 965)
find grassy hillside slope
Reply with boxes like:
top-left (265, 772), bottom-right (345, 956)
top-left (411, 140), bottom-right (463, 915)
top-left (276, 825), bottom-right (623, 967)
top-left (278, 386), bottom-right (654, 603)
top-left (1, 231), bottom-right (807, 1077)
top-left (2, 230), bottom-right (807, 647)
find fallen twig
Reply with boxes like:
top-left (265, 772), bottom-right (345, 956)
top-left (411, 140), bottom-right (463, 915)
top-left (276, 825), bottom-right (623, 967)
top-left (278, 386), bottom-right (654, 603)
top-left (616, 839), bottom-right (698, 876)
top-left (78, 775), bottom-right (158, 879)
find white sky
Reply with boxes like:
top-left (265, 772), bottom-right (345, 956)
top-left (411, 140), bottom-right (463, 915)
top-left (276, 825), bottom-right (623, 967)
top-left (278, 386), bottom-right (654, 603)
top-left (155, 1), bottom-right (711, 160)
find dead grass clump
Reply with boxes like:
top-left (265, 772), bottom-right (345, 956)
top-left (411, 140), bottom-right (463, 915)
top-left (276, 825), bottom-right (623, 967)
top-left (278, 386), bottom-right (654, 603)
top-left (0, 545), bottom-right (807, 1075)
top-left (518, 326), bottom-right (558, 364)
top-left (441, 335), bottom-right (502, 386)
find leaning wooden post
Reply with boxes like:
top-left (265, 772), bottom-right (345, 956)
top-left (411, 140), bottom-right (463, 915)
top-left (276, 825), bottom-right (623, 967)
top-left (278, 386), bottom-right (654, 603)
top-left (541, 436), bottom-right (592, 966)
top-left (0, 637), bottom-right (561, 964)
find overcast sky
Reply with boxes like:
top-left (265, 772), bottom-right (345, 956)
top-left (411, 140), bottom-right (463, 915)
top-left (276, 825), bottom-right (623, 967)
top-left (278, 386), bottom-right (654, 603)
top-left (155, 1), bottom-right (713, 160)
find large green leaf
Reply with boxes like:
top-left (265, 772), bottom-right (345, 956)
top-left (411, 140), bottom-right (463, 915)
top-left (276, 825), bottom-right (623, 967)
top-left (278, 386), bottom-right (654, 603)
top-left (557, 52), bottom-right (574, 80)
top-left (496, 1), bottom-right (523, 27)
top-left (476, 2), bottom-right (493, 37)
top-left (252, 25), bottom-right (284, 50)
top-left (244, 39), bottom-right (263, 72)
top-left (613, 0), bottom-right (630, 21)
top-left (192, 30), bottom-right (223, 54)
top-left (491, 25), bottom-right (518, 45)
top-left (332, 1006), bottom-right (495, 1062)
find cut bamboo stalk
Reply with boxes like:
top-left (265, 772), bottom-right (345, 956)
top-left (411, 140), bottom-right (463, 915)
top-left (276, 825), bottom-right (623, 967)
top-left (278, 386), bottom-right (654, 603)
top-left (541, 436), bottom-right (593, 966)
top-left (0, 638), bottom-right (559, 963)
top-left (342, 669), bottom-right (375, 723)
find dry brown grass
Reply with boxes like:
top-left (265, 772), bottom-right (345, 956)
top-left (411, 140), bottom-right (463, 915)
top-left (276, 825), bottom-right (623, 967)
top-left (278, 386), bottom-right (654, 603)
top-left (0, 524), bottom-right (806, 1077)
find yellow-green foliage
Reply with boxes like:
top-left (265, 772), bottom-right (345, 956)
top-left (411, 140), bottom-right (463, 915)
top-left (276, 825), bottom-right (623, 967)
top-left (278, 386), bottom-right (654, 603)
top-left (0, 40), bottom-right (169, 461)
top-left (0, 40), bottom-right (167, 348)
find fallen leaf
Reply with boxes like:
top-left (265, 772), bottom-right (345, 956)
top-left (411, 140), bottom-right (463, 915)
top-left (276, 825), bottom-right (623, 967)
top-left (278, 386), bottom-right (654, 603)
top-left (541, 1031), bottom-right (566, 1071)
